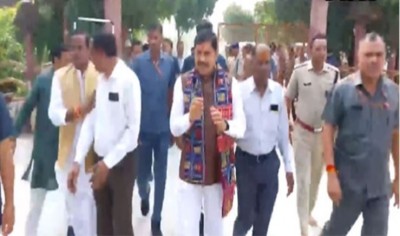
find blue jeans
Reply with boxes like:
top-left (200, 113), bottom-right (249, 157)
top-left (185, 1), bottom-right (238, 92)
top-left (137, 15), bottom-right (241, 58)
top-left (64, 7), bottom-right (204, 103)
top-left (136, 131), bottom-right (169, 222)
top-left (233, 148), bottom-right (280, 236)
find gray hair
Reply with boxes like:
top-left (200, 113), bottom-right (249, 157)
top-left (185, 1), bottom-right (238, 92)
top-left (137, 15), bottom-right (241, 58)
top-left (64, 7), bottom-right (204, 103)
top-left (361, 32), bottom-right (385, 44)
top-left (253, 43), bottom-right (270, 56)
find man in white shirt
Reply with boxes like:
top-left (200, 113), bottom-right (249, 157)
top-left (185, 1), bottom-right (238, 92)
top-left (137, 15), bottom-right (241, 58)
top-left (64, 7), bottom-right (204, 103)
top-left (234, 44), bottom-right (294, 236)
top-left (48, 32), bottom-right (98, 236)
top-left (68, 33), bottom-right (141, 236)
top-left (170, 30), bottom-right (246, 236)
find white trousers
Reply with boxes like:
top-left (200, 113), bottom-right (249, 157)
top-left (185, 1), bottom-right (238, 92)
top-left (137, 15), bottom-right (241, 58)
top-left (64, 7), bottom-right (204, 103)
top-left (36, 162), bottom-right (96, 236)
top-left (25, 188), bottom-right (47, 236)
top-left (178, 182), bottom-right (223, 236)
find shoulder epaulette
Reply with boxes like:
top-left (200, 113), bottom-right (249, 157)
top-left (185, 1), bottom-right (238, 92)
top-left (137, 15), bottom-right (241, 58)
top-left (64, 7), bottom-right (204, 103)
top-left (293, 62), bottom-right (307, 70)
top-left (326, 64), bottom-right (340, 72)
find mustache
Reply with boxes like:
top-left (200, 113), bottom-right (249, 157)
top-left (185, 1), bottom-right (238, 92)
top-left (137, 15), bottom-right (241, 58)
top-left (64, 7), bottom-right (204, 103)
top-left (196, 62), bottom-right (209, 67)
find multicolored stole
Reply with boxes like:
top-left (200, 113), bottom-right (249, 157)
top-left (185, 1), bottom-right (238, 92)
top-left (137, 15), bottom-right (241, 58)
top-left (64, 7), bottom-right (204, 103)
top-left (181, 68), bottom-right (236, 217)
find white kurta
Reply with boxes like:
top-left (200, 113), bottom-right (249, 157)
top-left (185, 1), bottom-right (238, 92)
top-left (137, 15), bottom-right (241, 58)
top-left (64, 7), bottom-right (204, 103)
top-left (169, 75), bottom-right (246, 236)
top-left (44, 69), bottom-right (96, 236)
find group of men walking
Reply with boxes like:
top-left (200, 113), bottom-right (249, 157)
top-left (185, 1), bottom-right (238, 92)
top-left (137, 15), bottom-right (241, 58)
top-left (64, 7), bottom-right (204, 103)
top-left (0, 18), bottom-right (398, 236)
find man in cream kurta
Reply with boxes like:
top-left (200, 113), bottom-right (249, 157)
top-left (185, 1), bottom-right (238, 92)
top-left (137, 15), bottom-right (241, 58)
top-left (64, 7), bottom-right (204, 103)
top-left (48, 33), bottom-right (97, 236)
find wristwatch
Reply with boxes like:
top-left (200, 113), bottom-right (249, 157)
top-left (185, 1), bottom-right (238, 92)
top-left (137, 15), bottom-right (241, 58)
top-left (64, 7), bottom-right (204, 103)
top-left (224, 120), bottom-right (230, 131)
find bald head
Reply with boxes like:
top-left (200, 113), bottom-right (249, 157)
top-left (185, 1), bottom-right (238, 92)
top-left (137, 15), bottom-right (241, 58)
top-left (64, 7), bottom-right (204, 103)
top-left (251, 44), bottom-right (271, 83)
top-left (358, 32), bottom-right (386, 79)
top-left (253, 44), bottom-right (271, 62)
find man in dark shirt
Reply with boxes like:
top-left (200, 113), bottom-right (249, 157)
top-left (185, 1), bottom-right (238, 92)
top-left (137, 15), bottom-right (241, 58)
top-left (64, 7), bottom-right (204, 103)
top-left (181, 20), bottom-right (228, 74)
top-left (131, 23), bottom-right (177, 236)
top-left (0, 93), bottom-right (15, 236)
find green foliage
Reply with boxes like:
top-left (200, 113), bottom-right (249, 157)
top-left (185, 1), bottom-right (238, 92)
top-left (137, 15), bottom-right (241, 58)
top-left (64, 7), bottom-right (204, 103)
top-left (174, 0), bottom-right (217, 37)
top-left (254, 0), bottom-right (277, 24)
top-left (122, 0), bottom-right (178, 30)
top-left (269, 0), bottom-right (398, 53)
top-left (222, 4), bottom-right (255, 43)
top-left (0, 7), bottom-right (24, 80)
top-left (275, 0), bottom-right (311, 25)
top-left (65, 0), bottom-right (103, 35)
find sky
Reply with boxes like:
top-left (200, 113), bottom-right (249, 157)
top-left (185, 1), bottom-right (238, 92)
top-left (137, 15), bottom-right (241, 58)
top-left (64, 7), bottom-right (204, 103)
top-left (162, 0), bottom-right (261, 55)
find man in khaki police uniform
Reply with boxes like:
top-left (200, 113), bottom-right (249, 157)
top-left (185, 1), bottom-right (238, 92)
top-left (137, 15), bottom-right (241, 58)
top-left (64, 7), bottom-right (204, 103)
top-left (285, 34), bottom-right (339, 236)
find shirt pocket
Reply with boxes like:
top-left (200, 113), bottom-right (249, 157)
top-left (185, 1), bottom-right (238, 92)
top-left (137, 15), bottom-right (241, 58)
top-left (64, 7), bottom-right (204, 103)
top-left (106, 92), bottom-right (124, 117)
top-left (265, 108), bottom-right (280, 134)
top-left (345, 104), bottom-right (367, 136)
top-left (341, 104), bottom-right (368, 157)
top-left (300, 79), bottom-right (313, 94)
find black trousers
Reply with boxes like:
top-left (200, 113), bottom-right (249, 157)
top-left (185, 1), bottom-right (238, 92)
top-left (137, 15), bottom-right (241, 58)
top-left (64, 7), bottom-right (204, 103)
top-left (94, 151), bottom-right (136, 236)
top-left (233, 147), bottom-right (280, 236)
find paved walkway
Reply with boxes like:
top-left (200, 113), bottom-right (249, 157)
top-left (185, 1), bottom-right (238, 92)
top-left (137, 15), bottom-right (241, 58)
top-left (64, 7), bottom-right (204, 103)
top-left (11, 135), bottom-right (400, 236)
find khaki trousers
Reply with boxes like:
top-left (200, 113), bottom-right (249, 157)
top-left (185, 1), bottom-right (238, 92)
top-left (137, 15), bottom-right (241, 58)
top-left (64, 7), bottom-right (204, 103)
top-left (293, 123), bottom-right (324, 235)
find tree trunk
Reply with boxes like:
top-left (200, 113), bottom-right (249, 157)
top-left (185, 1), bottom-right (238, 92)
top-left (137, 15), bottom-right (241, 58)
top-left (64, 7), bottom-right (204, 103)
top-left (104, 0), bottom-right (122, 56)
top-left (24, 33), bottom-right (35, 81)
top-left (121, 26), bottom-right (130, 61)
top-left (309, 0), bottom-right (329, 43)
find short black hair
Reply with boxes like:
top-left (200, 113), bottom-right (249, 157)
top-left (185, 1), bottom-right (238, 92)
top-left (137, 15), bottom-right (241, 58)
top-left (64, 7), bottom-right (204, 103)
top-left (194, 29), bottom-right (218, 52)
top-left (164, 38), bottom-right (173, 48)
top-left (196, 20), bottom-right (213, 33)
top-left (50, 44), bottom-right (68, 63)
top-left (310, 33), bottom-right (327, 48)
top-left (92, 33), bottom-right (117, 57)
top-left (147, 23), bottom-right (163, 35)
top-left (71, 31), bottom-right (90, 48)
top-left (132, 39), bottom-right (142, 47)
top-left (142, 43), bottom-right (149, 51)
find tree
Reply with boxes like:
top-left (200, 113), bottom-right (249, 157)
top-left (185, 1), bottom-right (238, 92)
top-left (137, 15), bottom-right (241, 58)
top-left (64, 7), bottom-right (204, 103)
top-left (122, 0), bottom-right (179, 30)
top-left (0, 6), bottom-right (24, 80)
top-left (174, 0), bottom-right (217, 40)
top-left (254, 0), bottom-right (277, 24)
top-left (222, 4), bottom-right (255, 44)
top-left (275, 0), bottom-right (311, 24)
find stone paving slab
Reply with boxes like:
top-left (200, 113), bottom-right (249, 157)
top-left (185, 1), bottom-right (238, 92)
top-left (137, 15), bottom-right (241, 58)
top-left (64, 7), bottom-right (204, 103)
top-left (10, 135), bottom-right (400, 236)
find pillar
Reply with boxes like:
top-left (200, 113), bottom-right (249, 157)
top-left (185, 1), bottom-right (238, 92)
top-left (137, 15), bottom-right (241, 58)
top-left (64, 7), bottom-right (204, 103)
top-left (104, 0), bottom-right (122, 55)
top-left (309, 0), bottom-right (329, 42)
top-left (353, 19), bottom-right (367, 66)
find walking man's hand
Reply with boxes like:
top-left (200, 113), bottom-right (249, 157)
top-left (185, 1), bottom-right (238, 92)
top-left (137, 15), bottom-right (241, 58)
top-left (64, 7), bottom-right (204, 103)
top-left (327, 173), bottom-right (342, 206)
top-left (90, 161), bottom-right (109, 190)
top-left (2, 203), bottom-right (14, 236)
top-left (68, 162), bottom-right (80, 194)
top-left (392, 178), bottom-right (399, 208)
top-left (286, 172), bottom-right (294, 196)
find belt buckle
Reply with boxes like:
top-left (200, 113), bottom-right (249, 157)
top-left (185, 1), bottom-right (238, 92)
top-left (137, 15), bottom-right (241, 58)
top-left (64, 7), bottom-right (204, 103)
top-left (314, 127), bottom-right (323, 133)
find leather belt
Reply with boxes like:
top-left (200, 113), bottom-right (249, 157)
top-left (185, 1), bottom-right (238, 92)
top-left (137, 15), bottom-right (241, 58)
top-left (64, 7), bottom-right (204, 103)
top-left (237, 147), bottom-right (275, 163)
top-left (296, 118), bottom-right (323, 133)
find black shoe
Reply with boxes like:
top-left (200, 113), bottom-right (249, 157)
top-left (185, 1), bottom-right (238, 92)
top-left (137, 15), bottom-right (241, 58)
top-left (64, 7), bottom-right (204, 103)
top-left (151, 220), bottom-right (163, 236)
top-left (199, 213), bottom-right (204, 236)
top-left (67, 226), bottom-right (75, 236)
top-left (141, 198), bottom-right (150, 216)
